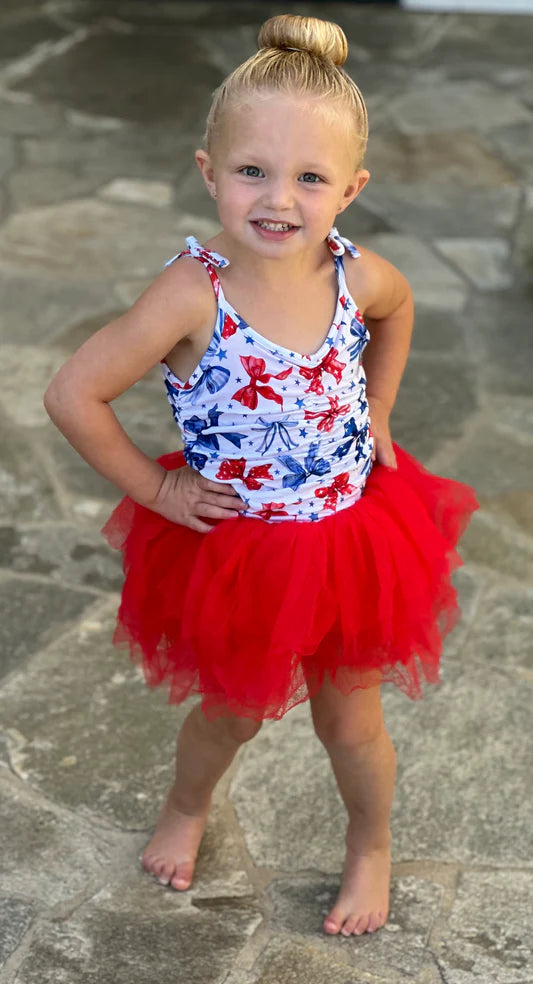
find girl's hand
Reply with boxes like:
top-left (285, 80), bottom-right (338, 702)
top-left (368, 396), bottom-right (397, 469)
top-left (150, 465), bottom-right (247, 533)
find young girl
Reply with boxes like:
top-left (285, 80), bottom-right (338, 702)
top-left (44, 14), bottom-right (478, 938)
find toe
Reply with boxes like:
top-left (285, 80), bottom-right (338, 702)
top-left (141, 852), bottom-right (155, 872)
top-left (158, 860), bottom-right (176, 885)
top-left (324, 904), bottom-right (345, 935)
top-left (340, 913), bottom-right (362, 936)
top-left (352, 915), bottom-right (369, 935)
top-left (152, 857), bottom-right (169, 882)
top-left (367, 912), bottom-right (381, 933)
top-left (170, 863), bottom-right (194, 891)
top-left (323, 916), bottom-right (341, 935)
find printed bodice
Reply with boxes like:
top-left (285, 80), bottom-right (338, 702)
top-left (161, 228), bottom-right (373, 523)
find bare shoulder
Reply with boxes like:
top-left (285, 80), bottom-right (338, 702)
top-left (343, 244), bottom-right (412, 319)
top-left (122, 252), bottom-right (215, 340)
top-left (48, 252), bottom-right (216, 404)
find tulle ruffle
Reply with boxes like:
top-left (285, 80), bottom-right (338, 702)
top-left (102, 444), bottom-right (478, 721)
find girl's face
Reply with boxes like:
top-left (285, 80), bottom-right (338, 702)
top-left (196, 94), bottom-right (369, 259)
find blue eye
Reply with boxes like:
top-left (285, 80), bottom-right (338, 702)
top-left (300, 173), bottom-right (322, 183)
top-left (240, 166), bottom-right (264, 177)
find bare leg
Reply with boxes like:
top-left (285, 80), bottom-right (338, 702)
top-left (310, 676), bottom-right (396, 935)
top-left (143, 702), bottom-right (262, 890)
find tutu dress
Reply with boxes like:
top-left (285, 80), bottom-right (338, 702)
top-left (102, 228), bottom-right (478, 721)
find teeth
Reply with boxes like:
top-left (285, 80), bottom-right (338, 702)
top-left (256, 220), bottom-right (293, 231)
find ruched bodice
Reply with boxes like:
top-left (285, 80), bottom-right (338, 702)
top-left (161, 227), bottom-right (374, 522)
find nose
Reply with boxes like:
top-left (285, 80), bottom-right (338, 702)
top-left (262, 177), bottom-right (294, 211)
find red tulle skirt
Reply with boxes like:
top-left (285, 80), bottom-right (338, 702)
top-left (101, 444), bottom-right (478, 721)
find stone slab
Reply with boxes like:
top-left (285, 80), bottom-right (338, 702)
top-left (0, 197), bottom-right (218, 281)
top-left (8, 166), bottom-right (103, 211)
top-left (0, 267), bottom-right (119, 345)
top-left (0, 573), bottom-right (97, 679)
top-left (0, 895), bottom-right (35, 968)
top-left (459, 510), bottom-right (533, 584)
top-left (0, 411), bottom-right (61, 522)
top-left (466, 288), bottom-right (533, 397)
top-left (362, 182), bottom-right (520, 239)
top-left (0, 609), bottom-right (183, 825)
top-left (267, 874), bottom-right (443, 980)
top-left (13, 30), bottom-right (222, 125)
top-left (391, 659), bottom-right (533, 866)
top-left (0, 13), bottom-right (67, 62)
top-left (436, 870), bottom-right (533, 983)
top-left (46, 305), bottom-right (125, 354)
top-left (0, 135), bottom-right (15, 179)
top-left (0, 605), bottom-right (258, 903)
top-left (231, 659), bottom-right (533, 870)
top-left (362, 234), bottom-right (468, 311)
top-left (515, 198), bottom-right (533, 277)
top-left (391, 357), bottom-right (478, 461)
top-left (13, 871), bottom-right (261, 984)
top-left (434, 238), bottom-right (513, 291)
top-left (0, 522), bottom-right (123, 592)
top-left (99, 177), bottom-right (174, 208)
top-left (0, 769), bottom-right (118, 906)
top-left (232, 935), bottom-right (393, 984)
top-left (489, 122), bottom-right (533, 182)
top-left (458, 581), bottom-right (533, 674)
top-left (0, 344), bottom-right (69, 429)
top-left (0, 94), bottom-right (62, 136)
top-left (364, 130), bottom-right (517, 189)
top-left (426, 12), bottom-right (533, 69)
top-left (22, 119), bottom-right (199, 184)
top-left (42, 380), bottom-right (180, 507)
top-left (410, 307), bottom-right (466, 356)
top-left (390, 81), bottom-right (531, 136)
top-left (441, 418), bottom-right (533, 499)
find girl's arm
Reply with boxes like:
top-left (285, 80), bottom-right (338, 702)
top-left (346, 247), bottom-right (413, 468)
top-left (44, 258), bottom-right (215, 508)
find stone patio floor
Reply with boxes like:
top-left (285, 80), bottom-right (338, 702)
top-left (1, 2), bottom-right (532, 982)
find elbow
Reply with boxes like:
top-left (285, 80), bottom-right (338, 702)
top-left (43, 371), bottom-right (85, 428)
top-left (43, 374), bottom-right (67, 424)
top-left (43, 376), bottom-right (59, 421)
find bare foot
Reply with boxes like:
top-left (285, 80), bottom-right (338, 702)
top-left (142, 787), bottom-right (210, 891)
top-left (323, 827), bottom-right (391, 936)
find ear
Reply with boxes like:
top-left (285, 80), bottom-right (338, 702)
top-left (195, 149), bottom-right (217, 198)
top-left (336, 169), bottom-right (370, 214)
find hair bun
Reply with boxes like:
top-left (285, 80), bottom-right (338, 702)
top-left (258, 14), bottom-right (348, 68)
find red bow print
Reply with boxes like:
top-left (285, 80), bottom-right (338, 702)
top-left (257, 501), bottom-right (289, 520)
top-left (222, 312), bottom-right (238, 338)
top-left (232, 356), bottom-right (292, 410)
top-left (315, 472), bottom-right (355, 510)
top-left (304, 395), bottom-right (350, 433)
top-left (216, 458), bottom-right (273, 490)
top-left (299, 347), bottom-right (346, 395)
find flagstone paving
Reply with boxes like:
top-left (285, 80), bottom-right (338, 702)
top-left (1, 3), bottom-right (532, 983)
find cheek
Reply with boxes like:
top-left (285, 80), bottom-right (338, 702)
top-left (219, 180), bottom-right (256, 211)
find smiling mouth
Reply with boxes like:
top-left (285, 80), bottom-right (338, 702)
top-left (253, 220), bottom-right (298, 232)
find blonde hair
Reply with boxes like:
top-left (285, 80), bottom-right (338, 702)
top-left (204, 14), bottom-right (369, 169)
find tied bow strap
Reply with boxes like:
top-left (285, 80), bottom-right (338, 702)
top-left (232, 356), bottom-right (293, 410)
top-left (299, 348), bottom-right (346, 395)
top-left (326, 227), bottom-right (361, 259)
top-left (216, 458), bottom-right (273, 490)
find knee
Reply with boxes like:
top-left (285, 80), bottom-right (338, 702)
top-left (312, 709), bottom-right (385, 750)
top-left (217, 715), bottom-right (263, 744)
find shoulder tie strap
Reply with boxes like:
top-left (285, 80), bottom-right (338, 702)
top-left (326, 226), bottom-right (361, 259)
top-left (164, 235), bottom-right (230, 270)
